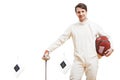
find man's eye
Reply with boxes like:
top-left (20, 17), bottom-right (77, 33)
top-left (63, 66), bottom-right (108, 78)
top-left (82, 11), bottom-right (84, 13)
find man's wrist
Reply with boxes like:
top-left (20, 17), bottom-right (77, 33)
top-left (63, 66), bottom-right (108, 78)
top-left (45, 50), bottom-right (49, 54)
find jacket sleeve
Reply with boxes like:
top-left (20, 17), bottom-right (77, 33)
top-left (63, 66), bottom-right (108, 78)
top-left (96, 25), bottom-right (108, 36)
top-left (47, 26), bottom-right (72, 52)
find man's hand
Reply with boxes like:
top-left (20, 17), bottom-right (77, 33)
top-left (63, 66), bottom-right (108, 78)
top-left (42, 50), bottom-right (50, 61)
top-left (104, 48), bottom-right (114, 57)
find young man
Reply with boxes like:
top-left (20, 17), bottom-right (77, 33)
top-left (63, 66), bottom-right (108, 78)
top-left (42, 3), bottom-right (113, 80)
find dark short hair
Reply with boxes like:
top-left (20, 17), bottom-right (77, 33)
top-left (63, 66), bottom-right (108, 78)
top-left (75, 3), bottom-right (87, 12)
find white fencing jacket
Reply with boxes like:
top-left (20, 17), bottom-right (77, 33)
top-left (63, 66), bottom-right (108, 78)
top-left (47, 19), bottom-right (110, 62)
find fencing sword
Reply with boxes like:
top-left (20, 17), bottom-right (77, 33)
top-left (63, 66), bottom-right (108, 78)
top-left (45, 60), bottom-right (47, 80)
top-left (44, 53), bottom-right (50, 80)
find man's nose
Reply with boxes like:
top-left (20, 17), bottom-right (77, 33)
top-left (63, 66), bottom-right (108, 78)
top-left (80, 12), bottom-right (83, 15)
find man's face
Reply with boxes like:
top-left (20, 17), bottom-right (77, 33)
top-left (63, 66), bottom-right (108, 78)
top-left (76, 7), bottom-right (87, 22)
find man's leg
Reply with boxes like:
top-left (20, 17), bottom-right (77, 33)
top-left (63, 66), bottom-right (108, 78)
top-left (70, 61), bottom-right (84, 80)
top-left (85, 57), bottom-right (98, 80)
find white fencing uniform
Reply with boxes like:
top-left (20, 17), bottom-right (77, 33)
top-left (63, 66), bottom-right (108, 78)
top-left (47, 19), bottom-right (108, 80)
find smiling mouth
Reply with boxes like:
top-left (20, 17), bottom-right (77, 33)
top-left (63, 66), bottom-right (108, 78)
top-left (79, 16), bottom-right (84, 19)
top-left (79, 15), bottom-right (83, 18)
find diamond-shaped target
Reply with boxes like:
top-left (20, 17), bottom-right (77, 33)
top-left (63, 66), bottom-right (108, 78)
top-left (60, 61), bottom-right (66, 69)
top-left (14, 64), bottom-right (20, 72)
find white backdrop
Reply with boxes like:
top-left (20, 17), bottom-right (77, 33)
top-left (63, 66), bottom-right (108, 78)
top-left (0, 0), bottom-right (120, 80)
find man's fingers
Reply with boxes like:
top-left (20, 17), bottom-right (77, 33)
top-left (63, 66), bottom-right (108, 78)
top-left (42, 55), bottom-right (50, 60)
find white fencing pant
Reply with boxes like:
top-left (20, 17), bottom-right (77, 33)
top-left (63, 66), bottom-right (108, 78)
top-left (70, 56), bottom-right (98, 80)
